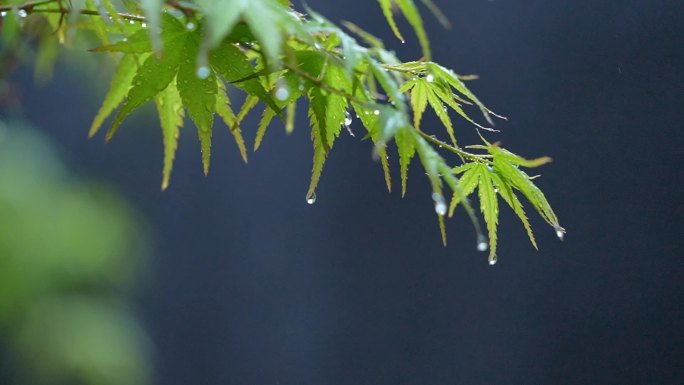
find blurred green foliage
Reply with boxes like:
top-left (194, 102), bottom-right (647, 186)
top-left (0, 119), bottom-right (152, 385)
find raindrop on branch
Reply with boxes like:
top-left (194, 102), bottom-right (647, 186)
top-left (186, 22), bottom-right (196, 31)
top-left (426, 73), bottom-right (434, 83)
top-left (488, 256), bottom-right (497, 265)
top-left (373, 109), bottom-right (380, 116)
top-left (306, 192), bottom-right (317, 204)
top-left (17, 9), bottom-right (28, 18)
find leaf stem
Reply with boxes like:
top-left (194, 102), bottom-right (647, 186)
top-left (416, 130), bottom-right (491, 162)
top-left (0, 0), bottom-right (145, 22)
top-left (0, 0), bottom-right (56, 12)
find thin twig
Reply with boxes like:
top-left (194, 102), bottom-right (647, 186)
top-left (417, 130), bottom-right (491, 162)
top-left (0, 0), bottom-right (145, 22)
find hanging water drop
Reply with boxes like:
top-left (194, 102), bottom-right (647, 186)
top-left (306, 192), bottom-right (317, 204)
top-left (373, 109), bottom-right (380, 116)
top-left (400, 40), bottom-right (406, 44)
top-left (477, 234), bottom-right (488, 251)
top-left (275, 80), bottom-right (290, 101)
top-left (554, 225), bottom-right (565, 241)
top-left (186, 22), bottom-right (196, 31)
top-left (17, 9), bottom-right (28, 18)
top-left (141, 22), bottom-right (147, 28)
top-left (489, 256), bottom-right (497, 265)
top-left (426, 73), bottom-right (435, 83)
top-left (1, 11), bottom-right (7, 17)
top-left (344, 110), bottom-right (353, 126)
top-left (196, 66), bottom-right (211, 79)
top-left (432, 193), bottom-right (447, 216)
top-left (129, 19), bottom-right (135, 25)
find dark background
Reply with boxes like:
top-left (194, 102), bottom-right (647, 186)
top-left (6, 0), bottom-right (684, 383)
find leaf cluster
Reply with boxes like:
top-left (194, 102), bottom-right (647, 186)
top-left (0, 0), bottom-right (564, 263)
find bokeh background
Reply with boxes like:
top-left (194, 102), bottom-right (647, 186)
top-left (1, 0), bottom-right (683, 384)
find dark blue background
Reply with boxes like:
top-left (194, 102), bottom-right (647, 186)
top-left (7, 0), bottom-right (684, 383)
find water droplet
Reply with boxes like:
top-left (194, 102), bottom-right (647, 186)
top-left (275, 81), bottom-right (290, 101)
top-left (489, 256), bottom-right (497, 265)
top-left (298, 84), bottom-right (305, 91)
top-left (493, 188), bottom-right (499, 193)
top-left (186, 22), bottom-right (196, 31)
top-left (306, 192), bottom-right (317, 204)
top-left (432, 193), bottom-right (447, 216)
top-left (314, 43), bottom-right (322, 50)
top-left (141, 22), bottom-right (147, 28)
top-left (400, 40), bottom-right (405, 44)
top-left (196, 66), bottom-right (211, 79)
top-left (477, 234), bottom-right (488, 251)
top-left (1, 11), bottom-right (8, 17)
top-left (122, 38), bottom-right (128, 42)
top-left (554, 225), bottom-right (565, 241)
top-left (373, 110), bottom-right (380, 116)
top-left (17, 9), bottom-right (28, 18)
top-left (129, 19), bottom-right (135, 25)
top-left (344, 110), bottom-right (353, 126)
top-left (426, 73), bottom-right (435, 83)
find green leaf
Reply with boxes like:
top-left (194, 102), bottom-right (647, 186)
top-left (154, 78), bottom-right (184, 190)
top-left (490, 170), bottom-right (537, 249)
top-left (242, 0), bottom-right (288, 68)
top-left (395, 126), bottom-right (415, 196)
top-left (307, 63), bottom-right (350, 150)
top-left (140, 0), bottom-right (163, 51)
top-left (85, 0), bottom-right (111, 46)
top-left (448, 162), bottom-right (479, 216)
top-left (107, 16), bottom-right (187, 140)
top-left (438, 213), bottom-right (447, 246)
top-left (378, 0), bottom-right (404, 43)
top-left (405, 79), bottom-right (428, 129)
top-left (425, 84), bottom-right (457, 145)
top-left (235, 95), bottom-right (261, 127)
top-left (394, 0), bottom-right (431, 60)
top-left (215, 80), bottom-right (248, 162)
top-left (306, 116), bottom-right (327, 201)
top-left (377, 0), bottom-right (431, 60)
top-left (429, 63), bottom-right (494, 125)
top-left (477, 164), bottom-right (499, 264)
top-left (91, 13), bottom-right (187, 53)
top-left (196, 0), bottom-right (247, 47)
top-left (492, 152), bottom-right (560, 230)
top-left (89, 53), bottom-right (142, 138)
top-left (209, 41), bottom-right (281, 114)
top-left (254, 107), bottom-right (277, 151)
top-left (285, 101), bottom-right (297, 134)
top-left (367, 57), bottom-right (407, 112)
top-left (177, 30), bottom-right (217, 175)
